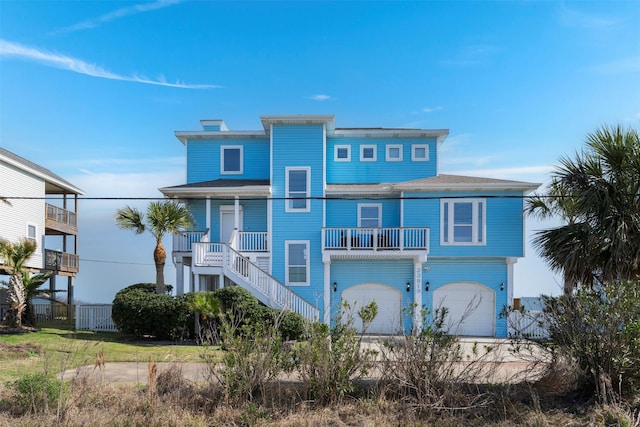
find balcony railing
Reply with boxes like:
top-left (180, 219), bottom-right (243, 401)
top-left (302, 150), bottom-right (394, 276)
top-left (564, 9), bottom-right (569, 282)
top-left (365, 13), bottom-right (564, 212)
top-left (237, 231), bottom-right (268, 252)
top-left (44, 249), bottom-right (79, 273)
top-left (45, 203), bottom-right (78, 234)
top-left (322, 227), bottom-right (429, 252)
top-left (173, 230), bottom-right (209, 252)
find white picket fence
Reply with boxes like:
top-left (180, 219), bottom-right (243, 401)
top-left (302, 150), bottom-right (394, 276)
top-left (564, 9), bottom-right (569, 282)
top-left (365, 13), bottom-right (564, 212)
top-left (507, 310), bottom-right (549, 339)
top-left (75, 304), bottom-right (118, 332)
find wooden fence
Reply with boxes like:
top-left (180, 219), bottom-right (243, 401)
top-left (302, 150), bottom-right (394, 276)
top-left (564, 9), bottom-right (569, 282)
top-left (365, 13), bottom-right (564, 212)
top-left (1, 303), bottom-right (117, 332)
top-left (507, 310), bottom-right (550, 339)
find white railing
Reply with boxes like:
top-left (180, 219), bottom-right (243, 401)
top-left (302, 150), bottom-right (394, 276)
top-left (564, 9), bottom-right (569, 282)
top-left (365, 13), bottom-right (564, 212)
top-left (322, 227), bottom-right (429, 251)
top-left (508, 310), bottom-right (549, 340)
top-left (238, 231), bottom-right (268, 252)
top-left (192, 242), bottom-right (319, 322)
top-left (75, 304), bottom-right (118, 332)
top-left (173, 230), bottom-right (209, 252)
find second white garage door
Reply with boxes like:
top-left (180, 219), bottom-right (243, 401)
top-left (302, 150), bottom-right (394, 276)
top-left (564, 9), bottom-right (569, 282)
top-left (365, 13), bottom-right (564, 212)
top-left (432, 282), bottom-right (495, 336)
top-left (341, 283), bottom-right (403, 334)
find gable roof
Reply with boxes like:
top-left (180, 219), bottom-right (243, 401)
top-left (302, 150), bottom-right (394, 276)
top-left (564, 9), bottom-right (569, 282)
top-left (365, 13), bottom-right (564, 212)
top-left (0, 147), bottom-right (84, 195)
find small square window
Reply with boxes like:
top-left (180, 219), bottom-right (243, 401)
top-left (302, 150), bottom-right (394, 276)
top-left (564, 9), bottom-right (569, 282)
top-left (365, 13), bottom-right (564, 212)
top-left (360, 145), bottom-right (377, 162)
top-left (386, 145), bottom-right (403, 161)
top-left (334, 145), bottom-right (351, 162)
top-left (412, 144), bottom-right (429, 161)
top-left (221, 146), bottom-right (243, 174)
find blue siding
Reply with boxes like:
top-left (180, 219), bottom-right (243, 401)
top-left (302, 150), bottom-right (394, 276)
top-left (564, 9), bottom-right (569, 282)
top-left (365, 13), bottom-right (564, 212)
top-left (185, 199), bottom-right (267, 241)
top-left (327, 137), bottom-right (437, 183)
top-left (403, 191), bottom-right (525, 257)
top-left (326, 199), bottom-right (401, 227)
top-left (270, 124), bottom-right (325, 306)
top-left (423, 258), bottom-right (509, 337)
top-left (186, 199), bottom-right (206, 229)
top-left (331, 259), bottom-right (415, 331)
top-left (186, 138), bottom-right (269, 183)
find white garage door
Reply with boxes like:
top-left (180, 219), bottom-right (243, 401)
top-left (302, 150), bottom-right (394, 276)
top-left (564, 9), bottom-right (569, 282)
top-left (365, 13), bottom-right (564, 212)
top-left (341, 283), bottom-right (403, 334)
top-left (433, 282), bottom-right (495, 337)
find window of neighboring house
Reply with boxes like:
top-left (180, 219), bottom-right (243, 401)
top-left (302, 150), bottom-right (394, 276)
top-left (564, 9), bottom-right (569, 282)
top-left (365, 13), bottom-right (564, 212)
top-left (221, 146), bottom-right (243, 174)
top-left (26, 223), bottom-right (37, 242)
top-left (286, 241), bottom-right (309, 285)
top-left (334, 145), bottom-right (351, 162)
top-left (412, 144), bottom-right (429, 161)
top-left (386, 144), bottom-right (403, 161)
top-left (360, 145), bottom-right (377, 162)
top-left (285, 167), bottom-right (310, 212)
top-left (441, 199), bottom-right (486, 245)
top-left (358, 204), bottom-right (382, 228)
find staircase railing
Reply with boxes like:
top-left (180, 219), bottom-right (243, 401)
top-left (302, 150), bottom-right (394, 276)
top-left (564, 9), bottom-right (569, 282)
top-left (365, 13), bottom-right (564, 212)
top-left (192, 242), bottom-right (319, 322)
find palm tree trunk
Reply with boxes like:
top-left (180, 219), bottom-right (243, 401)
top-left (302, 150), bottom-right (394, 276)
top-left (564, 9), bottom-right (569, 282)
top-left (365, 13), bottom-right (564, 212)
top-left (154, 239), bottom-right (167, 294)
top-left (8, 274), bottom-right (26, 328)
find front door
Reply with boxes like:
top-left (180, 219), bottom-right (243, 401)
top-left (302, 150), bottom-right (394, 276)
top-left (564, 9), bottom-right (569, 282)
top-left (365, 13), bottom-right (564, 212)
top-left (220, 206), bottom-right (243, 243)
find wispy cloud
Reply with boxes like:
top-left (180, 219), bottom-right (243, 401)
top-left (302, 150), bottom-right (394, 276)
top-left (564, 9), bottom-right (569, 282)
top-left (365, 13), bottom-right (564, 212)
top-left (556, 5), bottom-right (621, 30)
top-left (412, 106), bottom-right (443, 115)
top-left (587, 56), bottom-right (640, 75)
top-left (308, 94), bottom-right (332, 101)
top-left (0, 39), bottom-right (219, 89)
top-left (443, 165), bottom-right (554, 183)
top-left (51, 0), bottom-right (184, 35)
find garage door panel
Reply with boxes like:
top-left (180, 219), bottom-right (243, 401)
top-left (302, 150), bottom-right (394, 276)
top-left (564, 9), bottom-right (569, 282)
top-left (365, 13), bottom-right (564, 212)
top-left (342, 283), bottom-right (403, 335)
top-left (433, 283), bottom-right (495, 337)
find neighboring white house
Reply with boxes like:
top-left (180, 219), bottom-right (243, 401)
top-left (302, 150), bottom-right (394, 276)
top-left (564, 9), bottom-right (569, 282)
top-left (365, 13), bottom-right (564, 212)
top-left (0, 147), bottom-right (83, 304)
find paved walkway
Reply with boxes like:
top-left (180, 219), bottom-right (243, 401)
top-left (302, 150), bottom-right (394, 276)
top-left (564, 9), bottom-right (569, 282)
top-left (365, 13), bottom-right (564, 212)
top-left (62, 337), bottom-right (548, 385)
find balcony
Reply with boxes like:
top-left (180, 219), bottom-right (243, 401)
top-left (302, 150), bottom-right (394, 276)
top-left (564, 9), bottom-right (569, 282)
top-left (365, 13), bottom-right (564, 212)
top-left (173, 230), bottom-right (268, 254)
top-left (44, 249), bottom-right (79, 274)
top-left (45, 204), bottom-right (78, 235)
top-left (173, 230), bottom-right (209, 253)
top-left (322, 227), bottom-right (429, 257)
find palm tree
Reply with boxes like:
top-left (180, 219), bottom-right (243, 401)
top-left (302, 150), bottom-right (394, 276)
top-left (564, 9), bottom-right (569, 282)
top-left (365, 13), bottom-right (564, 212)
top-left (22, 271), bottom-right (54, 326)
top-left (115, 200), bottom-right (194, 294)
top-left (528, 125), bottom-right (640, 290)
top-left (0, 238), bottom-right (37, 328)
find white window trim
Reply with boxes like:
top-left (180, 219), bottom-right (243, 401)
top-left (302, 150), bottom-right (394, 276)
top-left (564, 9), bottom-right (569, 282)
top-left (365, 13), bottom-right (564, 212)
top-left (220, 145), bottom-right (243, 175)
top-left (357, 203), bottom-right (382, 228)
top-left (411, 144), bottom-right (429, 161)
top-left (285, 166), bottom-right (311, 213)
top-left (386, 144), bottom-right (403, 162)
top-left (285, 240), bottom-right (310, 286)
top-left (360, 144), bottom-right (377, 162)
top-left (440, 199), bottom-right (486, 246)
top-left (26, 222), bottom-right (37, 242)
top-left (334, 145), bottom-right (351, 162)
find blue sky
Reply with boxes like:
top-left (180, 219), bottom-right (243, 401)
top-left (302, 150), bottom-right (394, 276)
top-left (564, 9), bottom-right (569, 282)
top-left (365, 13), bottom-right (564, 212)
top-left (1, 0), bottom-right (639, 303)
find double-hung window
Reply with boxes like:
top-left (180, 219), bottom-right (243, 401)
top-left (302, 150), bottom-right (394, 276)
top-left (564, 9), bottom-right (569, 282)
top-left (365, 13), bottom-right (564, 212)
top-left (386, 144), bottom-right (403, 161)
top-left (285, 167), bottom-right (310, 212)
top-left (360, 145), bottom-right (377, 162)
top-left (286, 241), bottom-right (309, 285)
top-left (221, 146), bottom-right (243, 174)
top-left (26, 223), bottom-right (37, 242)
top-left (358, 204), bottom-right (381, 228)
top-left (441, 199), bottom-right (485, 245)
top-left (334, 145), bottom-right (351, 162)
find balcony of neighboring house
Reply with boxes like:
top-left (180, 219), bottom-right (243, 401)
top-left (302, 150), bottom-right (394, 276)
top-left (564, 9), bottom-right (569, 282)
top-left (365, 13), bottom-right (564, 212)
top-left (322, 227), bottom-right (430, 259)
top-left (45, 203), bottom-right (78, 235)
top-left (44, 249), bottom-right (79, 274)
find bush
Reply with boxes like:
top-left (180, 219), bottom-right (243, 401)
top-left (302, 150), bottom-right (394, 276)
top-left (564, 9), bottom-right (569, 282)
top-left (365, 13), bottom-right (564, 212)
top-left (112, 283), bottom-right (193, 339)
top-left (271, 309), bottom-right (308, 341)
top-left (9, 372), bottom-right (68, 415)
top-left (541, 280), bottom-right (640, 403)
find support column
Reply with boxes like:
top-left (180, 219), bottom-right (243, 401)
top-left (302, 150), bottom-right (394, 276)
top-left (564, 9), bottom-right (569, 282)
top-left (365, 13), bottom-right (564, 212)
top-left (506, 257), bottom-right (517, 305)
top-left (323, 255), bottom-right (331, 325)
top-left (234, 196), bottom-right (240, 230)
top-left (205, 198), bottom-right (211, 240)
top-left (175, 258), bottom-right (184, 295)
top-left (413, 257), bottom-right (423, 333)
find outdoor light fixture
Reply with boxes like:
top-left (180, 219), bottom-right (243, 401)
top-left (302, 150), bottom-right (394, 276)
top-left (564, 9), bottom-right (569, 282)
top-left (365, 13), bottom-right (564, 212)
top-left (500, 282), bottom-right (505, 291)
top-left (425, 281), bottom-right (430, 292)
top-left (406, 282), bottom-right (411, 292)
top-left (333, 282), bottom-right (337, 292)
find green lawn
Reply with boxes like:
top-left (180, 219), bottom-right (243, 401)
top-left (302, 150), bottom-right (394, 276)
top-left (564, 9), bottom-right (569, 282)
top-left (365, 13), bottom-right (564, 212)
top-left (0, 327), bottom-right (210, 384)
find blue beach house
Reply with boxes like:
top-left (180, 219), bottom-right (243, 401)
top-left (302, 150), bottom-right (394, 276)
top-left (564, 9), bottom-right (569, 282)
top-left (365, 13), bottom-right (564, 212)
top-left (160, 115), bottom-right (539, 337)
